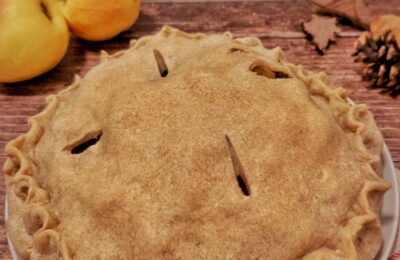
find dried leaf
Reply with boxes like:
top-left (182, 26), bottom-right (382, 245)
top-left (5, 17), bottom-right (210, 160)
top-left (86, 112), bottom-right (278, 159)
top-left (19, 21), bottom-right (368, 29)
top-left (302, 15), bottom-right (341, 52)
top-left (313, 0), bottom-right (373, 29)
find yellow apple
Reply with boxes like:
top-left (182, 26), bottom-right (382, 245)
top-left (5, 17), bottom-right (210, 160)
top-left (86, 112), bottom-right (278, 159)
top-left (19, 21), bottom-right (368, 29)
top-left (62, 0), bottom-right (140, 41)
top-left (0, 0), bottom-right (70, 83)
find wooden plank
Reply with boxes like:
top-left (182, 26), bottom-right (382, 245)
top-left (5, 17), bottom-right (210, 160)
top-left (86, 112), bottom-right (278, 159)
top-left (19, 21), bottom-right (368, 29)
top-left (0, 158), bottom-right (7, 260)
top-left (0, 1), bottom-right (399, 259)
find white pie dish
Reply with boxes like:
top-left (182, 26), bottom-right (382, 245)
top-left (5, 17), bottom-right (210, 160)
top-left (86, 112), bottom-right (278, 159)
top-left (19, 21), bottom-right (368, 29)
top-left (375, 144), bottom-right (399, 259)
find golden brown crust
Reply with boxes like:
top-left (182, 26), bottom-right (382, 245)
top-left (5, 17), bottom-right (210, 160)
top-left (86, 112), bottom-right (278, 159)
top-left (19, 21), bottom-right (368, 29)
top-left (4, 81), bottom-right (79, 260)
top-left (4, 26), bottom-right (390, 259)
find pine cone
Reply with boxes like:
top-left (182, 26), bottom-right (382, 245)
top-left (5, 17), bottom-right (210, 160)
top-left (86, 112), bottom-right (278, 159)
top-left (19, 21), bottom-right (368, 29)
top-left (353, 15), bottom-right (400, 97)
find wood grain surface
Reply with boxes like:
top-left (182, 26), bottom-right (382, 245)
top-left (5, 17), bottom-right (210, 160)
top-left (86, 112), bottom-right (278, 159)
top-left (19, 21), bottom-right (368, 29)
top-left (1, 0), bottom-right (400, 258)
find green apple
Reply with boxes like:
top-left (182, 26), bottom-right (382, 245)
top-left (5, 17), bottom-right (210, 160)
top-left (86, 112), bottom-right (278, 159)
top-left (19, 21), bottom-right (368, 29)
top-left (0, 0), bottom-right (70, 83)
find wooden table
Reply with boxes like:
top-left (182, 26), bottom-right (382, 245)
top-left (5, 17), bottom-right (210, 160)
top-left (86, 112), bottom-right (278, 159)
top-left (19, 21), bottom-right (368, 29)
top-left (1, 0), bottom-right (399, 258)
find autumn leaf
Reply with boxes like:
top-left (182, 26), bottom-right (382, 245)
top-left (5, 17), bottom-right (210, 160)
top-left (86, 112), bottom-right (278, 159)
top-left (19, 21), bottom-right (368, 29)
top-left (313, 0), bottom-right (373, 29)
top-left (302, 15), bottom-right (342, 52)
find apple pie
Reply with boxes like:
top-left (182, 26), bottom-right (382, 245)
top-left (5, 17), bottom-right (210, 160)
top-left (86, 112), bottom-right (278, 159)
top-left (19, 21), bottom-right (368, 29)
top-left (4, 26), bottom-right (391, 259)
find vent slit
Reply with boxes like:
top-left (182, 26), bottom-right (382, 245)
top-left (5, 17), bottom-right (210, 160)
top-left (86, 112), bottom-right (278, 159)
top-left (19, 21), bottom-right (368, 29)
top-left (275, 71), bottom-right (290, 78)
top-left (249, 63), bottom-right (276, 78)
top-left (249, 62), bottom-right (290, 79)
top-left (153, 49), bottom-right (168, 77)
top-left (236, 175), bottom-right (250, 196)
top-left (225, 134), bottom-right (250, 196)
top-left (229, 47), bottom-right (248, 53)
top-left (67, 131), bottom-right (102, 154)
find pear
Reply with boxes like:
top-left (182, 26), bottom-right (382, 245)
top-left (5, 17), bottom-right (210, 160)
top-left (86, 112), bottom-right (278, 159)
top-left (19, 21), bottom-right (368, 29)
top-left (0, 0), bottom-right (70, 83)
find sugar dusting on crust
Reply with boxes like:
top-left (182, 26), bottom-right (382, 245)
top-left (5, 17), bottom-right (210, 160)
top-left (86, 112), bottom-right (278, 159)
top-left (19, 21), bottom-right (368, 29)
top-left (230, 27), bottom-right (391, 258)
top-left (3, 26), bottom-right (390, 259)
top-left (3, 77), bottom-right (82, 259)
top-left (281, 51), bottom-right (391, 259)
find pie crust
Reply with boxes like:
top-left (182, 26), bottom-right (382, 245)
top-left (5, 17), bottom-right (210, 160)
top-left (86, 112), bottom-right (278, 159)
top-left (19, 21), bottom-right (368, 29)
top-left (4, 26), bottom-right (391, 259)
